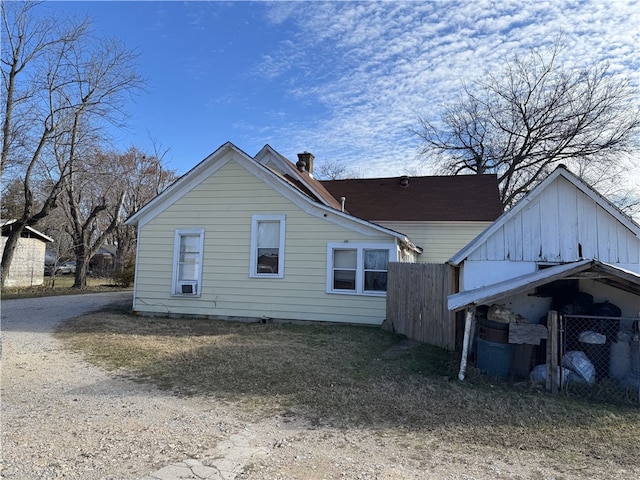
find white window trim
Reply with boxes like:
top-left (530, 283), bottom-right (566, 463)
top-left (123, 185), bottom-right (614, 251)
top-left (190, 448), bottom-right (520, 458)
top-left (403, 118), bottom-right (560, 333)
top-left (171, 228), bottom-right (205, 297)
top-left (326, 242), bottom-right (397, 296)
top-left (249, 214), bottom-right (286, 279)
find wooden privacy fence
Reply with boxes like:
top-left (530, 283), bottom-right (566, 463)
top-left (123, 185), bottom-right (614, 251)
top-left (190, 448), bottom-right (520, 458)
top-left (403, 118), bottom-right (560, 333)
top-left (385, 262), bottom-right (456, 350)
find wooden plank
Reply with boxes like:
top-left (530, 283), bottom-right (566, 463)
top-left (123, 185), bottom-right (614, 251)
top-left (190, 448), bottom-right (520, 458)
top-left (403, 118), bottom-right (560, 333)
top-left (509, 323), bottom-right (548, 345)
top-left (385, 262), bottom-right (456, 350)
top-left (485, 225), bottom-right (505, 260)
top-left (521, 199), bottom-right (541, 261)
top-left (504, 215), bottom-right (519, 261)
top-left (577, 193), bottom-right (597, 259)
top-left (539, 180), bottom-right (560, 262)
top-left (596, 206), bottom-right (612, 261)
top-left (546, 311), bottom-right (559, 394)
top-left (558, 179), bottom-right (578, 260)
top-left (616, 222), bottom-right (628, 264)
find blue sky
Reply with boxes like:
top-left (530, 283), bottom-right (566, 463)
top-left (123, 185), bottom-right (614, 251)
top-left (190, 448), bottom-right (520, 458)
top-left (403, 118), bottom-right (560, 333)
top-left (48, 1), bottom-right (640, 180)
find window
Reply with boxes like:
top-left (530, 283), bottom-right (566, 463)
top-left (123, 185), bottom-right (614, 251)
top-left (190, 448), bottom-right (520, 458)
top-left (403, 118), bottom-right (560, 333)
top-left (172, 228), bottom-right (204, 296)
top-left (333, 249), bottom-right (357, 291)
top-left (363, 249), bottom-right (389, 292)
top-left (250, 214), bottom-right (285, 278)
top-left (327, 243), bottom-right (396, 295)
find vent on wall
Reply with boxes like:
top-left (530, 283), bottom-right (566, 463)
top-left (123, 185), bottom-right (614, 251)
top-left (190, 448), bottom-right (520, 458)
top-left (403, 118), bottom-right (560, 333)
top-left (180, 281), bottom-right (198, 295)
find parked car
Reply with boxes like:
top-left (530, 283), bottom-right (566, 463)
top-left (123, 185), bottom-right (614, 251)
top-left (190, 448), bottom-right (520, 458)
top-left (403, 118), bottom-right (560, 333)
top-left (45, 260), bottom-right (76, 275)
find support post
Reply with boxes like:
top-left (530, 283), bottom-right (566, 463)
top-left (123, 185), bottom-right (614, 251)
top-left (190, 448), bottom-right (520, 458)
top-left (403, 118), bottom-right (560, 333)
top-left (546, 310), bottom-right (559, 394)
top-left (458, 306), bottom-right (476, 381)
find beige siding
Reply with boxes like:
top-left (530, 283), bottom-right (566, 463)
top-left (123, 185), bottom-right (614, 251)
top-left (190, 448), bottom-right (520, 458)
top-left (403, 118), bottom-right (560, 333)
top-left (0, 237), bottom-right (46, 287)
top-left (134, 159), bottom-right (397, 324)
top-left (468, 176), bottom-right (640, 264)
top-left (377, 221), bottom-right (491, 263)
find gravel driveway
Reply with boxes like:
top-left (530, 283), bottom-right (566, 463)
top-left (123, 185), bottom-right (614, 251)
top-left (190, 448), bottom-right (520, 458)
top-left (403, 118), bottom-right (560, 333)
top-left (1, 293), bottom-right (267, 479)
top-left (5, 293), bottom-right (625, 480)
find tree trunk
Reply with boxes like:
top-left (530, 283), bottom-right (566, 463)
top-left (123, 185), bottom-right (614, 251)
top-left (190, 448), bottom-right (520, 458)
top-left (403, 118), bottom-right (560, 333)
top-left (0, 221), bottom-right (25, 287)
top-left (72, 247), bottom-right (89, 289)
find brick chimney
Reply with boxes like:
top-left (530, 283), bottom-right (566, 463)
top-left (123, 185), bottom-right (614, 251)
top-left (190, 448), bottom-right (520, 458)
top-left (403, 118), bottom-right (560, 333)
top-left (296, 152), bottom-right (314, 176)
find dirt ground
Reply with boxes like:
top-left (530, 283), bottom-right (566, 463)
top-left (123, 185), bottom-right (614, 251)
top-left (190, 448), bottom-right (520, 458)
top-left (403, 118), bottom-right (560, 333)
top-left (2, 296), bottom-right (639, 479)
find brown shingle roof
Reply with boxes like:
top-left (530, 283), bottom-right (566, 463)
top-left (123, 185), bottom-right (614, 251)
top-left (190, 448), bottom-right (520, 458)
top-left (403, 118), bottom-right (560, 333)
top-left (320, 175), bottom-right (503, 222)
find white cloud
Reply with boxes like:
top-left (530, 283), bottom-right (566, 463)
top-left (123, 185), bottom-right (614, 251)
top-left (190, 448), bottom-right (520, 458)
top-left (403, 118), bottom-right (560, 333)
top-left (255, 0), bottom-right (639, 177)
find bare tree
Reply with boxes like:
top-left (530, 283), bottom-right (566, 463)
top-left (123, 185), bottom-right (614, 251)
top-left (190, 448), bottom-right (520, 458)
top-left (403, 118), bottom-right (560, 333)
top-left (58, 144), bottom-right (126, 288)
top-left (108, 146), bottom-right (177, 280)
top-left (0, 1), bottom-right (143, 286)
top-left (314, 161), bottom-right (359, 180)
top-left (415, 42), bottom-right (640, 208)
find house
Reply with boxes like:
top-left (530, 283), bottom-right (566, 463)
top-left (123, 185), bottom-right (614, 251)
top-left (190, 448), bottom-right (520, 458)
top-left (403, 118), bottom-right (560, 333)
top-left (447, 166), bottom-right (640, 384)
top-left (126, 142), bottom-right (501, 325)
top-left (90, 245), bottom-right (116, 275)
top-left (1, 220), bottom-right (53, 287)
top-left (321, 175), bottom-right (502, 263)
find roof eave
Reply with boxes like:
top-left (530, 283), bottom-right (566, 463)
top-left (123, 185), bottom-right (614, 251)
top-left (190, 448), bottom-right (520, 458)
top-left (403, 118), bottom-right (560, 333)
top-left (448, 259), bottom-right (640, 311)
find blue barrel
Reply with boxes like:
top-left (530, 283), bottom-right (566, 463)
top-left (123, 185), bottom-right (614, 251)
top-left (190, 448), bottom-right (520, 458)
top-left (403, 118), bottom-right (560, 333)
top-left (476, 338), bottom-right (514, 379)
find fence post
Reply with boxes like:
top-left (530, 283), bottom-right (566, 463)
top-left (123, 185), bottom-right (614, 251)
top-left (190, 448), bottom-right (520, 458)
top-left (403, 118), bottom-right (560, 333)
top-left (546, 310), bottom-right (559, 394)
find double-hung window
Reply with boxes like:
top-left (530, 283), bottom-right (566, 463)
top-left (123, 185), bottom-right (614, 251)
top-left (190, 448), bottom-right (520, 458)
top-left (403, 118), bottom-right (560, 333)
top-left (172, 228), bottom-right (204, 296)
top-left (327, 243), bottom-right (396, 295)
top-left (250, 214), bottom-right (285, 278)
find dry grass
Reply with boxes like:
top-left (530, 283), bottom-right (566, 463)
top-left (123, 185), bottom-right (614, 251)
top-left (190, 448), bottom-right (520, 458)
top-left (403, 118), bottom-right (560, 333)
top-left (1, 276), bottom-right (130, 299)
top-left (56, 313), bottom-right (640, 470)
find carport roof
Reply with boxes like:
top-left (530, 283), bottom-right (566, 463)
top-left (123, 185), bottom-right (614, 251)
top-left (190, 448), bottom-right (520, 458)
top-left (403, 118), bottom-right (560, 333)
top-left (448, 259), bottom-right (640, 311)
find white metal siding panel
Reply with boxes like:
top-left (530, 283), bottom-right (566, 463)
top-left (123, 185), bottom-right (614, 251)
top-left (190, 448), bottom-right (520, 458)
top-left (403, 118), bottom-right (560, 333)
top-left (134, 160), bottom-right (395, 324)
top-left (376, 221), bottom-right (491, 263)
top-left (461, 260), bottom-right (537, 290)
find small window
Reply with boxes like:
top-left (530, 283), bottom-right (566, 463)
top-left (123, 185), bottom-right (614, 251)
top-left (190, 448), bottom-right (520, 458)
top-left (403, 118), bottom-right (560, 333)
top-left (172, 228), bottom-right (204, 296)
top-left (250, 214), bottom-right (285, 278)
top-left (327, 243), bottom-right (395, 296)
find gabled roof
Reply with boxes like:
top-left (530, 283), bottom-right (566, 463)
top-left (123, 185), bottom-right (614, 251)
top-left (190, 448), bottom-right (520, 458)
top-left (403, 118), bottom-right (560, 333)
top-left (254, 145), bottom-right (343, 211)
top-left (320, 174), bottom-right (502, 222)
top-left (449, 166), bottom-right (640, 266)
top-left (1, 219), bottom-right (53, 243)
top-left (448, 259), bottom-right (640, 311)
top-left (125, 142), bottom-right (421, 252)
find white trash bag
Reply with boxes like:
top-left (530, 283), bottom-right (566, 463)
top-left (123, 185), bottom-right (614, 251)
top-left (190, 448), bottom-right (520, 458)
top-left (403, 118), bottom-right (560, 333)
top-left (530, 364), bottom-right (571, 388)
top-left (562, 350), bottom-right (596, 386)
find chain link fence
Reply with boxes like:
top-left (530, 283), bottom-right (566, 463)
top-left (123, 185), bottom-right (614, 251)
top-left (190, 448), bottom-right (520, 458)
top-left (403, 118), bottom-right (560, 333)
top-left (558, 315), bottom-right (640, 404)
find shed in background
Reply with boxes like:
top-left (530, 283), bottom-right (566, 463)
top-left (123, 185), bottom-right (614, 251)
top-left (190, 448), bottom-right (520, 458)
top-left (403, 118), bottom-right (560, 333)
top-left (1, 220), bottom-right (53, 287)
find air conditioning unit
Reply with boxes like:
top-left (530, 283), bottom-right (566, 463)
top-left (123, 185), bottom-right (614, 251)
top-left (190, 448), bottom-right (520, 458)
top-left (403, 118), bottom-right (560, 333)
top-left (179, 281), bottom-right (198, 295)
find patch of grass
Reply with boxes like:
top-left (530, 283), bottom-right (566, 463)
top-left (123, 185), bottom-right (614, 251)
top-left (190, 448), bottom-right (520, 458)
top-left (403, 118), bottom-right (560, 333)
top-left (55, 313), bottom-right (640, 471)
top-left (1, 276), bottom-right (131, 299)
